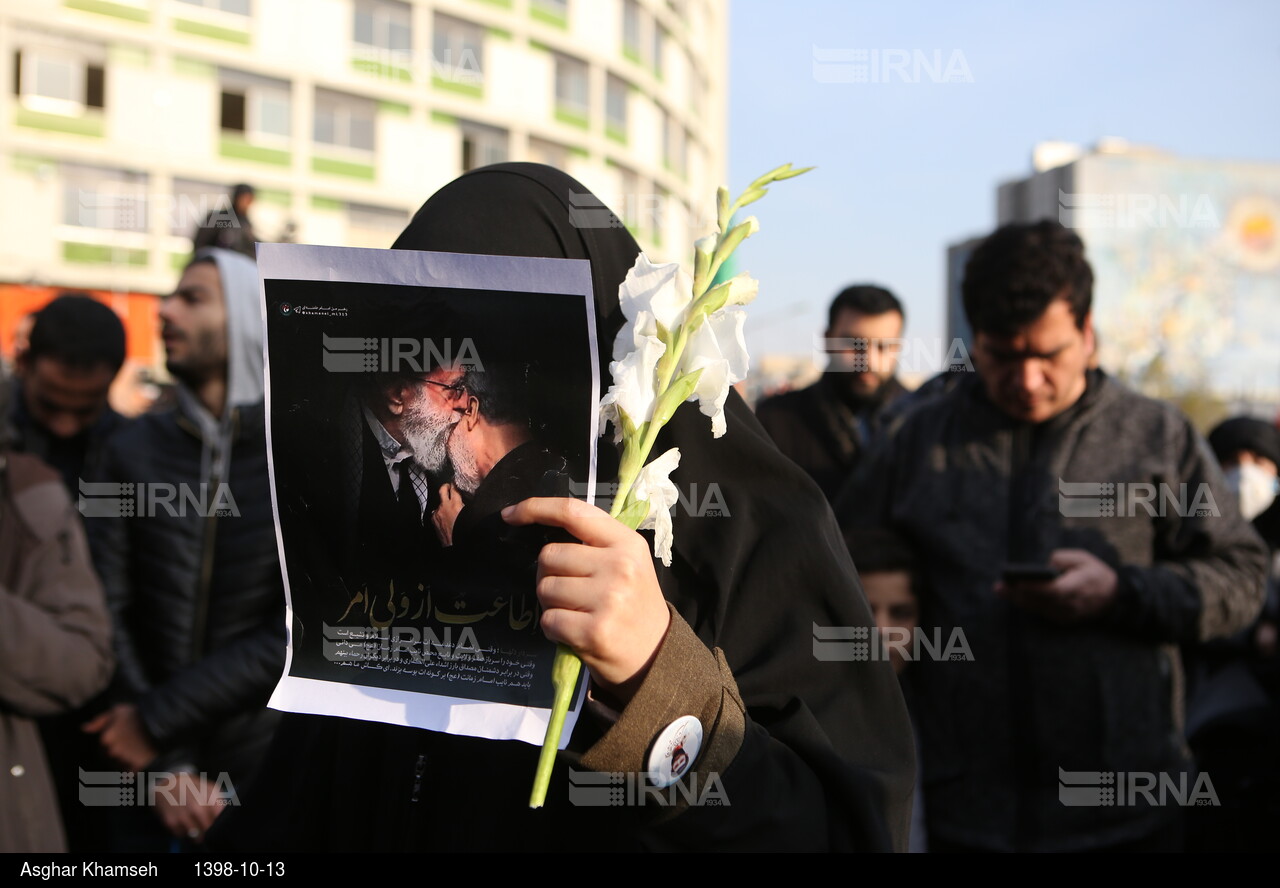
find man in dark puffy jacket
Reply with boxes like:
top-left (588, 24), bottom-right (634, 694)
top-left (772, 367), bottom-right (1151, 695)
top-left (84, 249), bottom-right (283, 848)
top-left (841, 221), bottom-right (1267, 852)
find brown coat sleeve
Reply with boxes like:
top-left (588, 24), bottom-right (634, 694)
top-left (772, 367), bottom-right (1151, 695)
top-left (579, 603), bottom-right (745, 789)
top-left (0, 455), bottom-right (114, 717)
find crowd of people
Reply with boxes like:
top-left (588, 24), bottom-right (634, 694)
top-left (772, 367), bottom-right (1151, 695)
top-left (2, 166), bottom-right (1276, 853)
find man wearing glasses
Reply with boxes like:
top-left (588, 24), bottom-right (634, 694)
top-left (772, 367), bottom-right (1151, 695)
top-left (345, 362), bottom-right (466, 625)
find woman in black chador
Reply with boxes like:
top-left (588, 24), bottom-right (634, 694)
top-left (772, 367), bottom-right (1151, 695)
top-left (211, 164), bottom-right (915, 852)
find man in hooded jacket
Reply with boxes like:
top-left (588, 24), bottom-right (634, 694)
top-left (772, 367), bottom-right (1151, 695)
top-left (210, 164), bottom-right (915, 853)
top-left (84, 248), bottom-right (284, 847)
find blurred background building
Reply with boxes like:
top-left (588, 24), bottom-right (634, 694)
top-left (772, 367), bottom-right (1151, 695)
top-left (0, 0), bottom-right (728, 390)
top-left (946, 139), bottom-right (1280, 423)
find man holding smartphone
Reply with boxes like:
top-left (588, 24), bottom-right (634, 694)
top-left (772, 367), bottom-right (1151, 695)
top-left (841, 221), bottom-right (1266, 852)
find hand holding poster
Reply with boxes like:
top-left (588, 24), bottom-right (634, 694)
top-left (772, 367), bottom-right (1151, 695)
top-left (259, 245), bottom-right (596, 745)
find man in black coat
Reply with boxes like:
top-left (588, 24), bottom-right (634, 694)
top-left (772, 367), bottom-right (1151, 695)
top-left (842, 221), bottom-right (1267, 852)
top-left (84, 249), bottom-right (283, 848)
top-left (755, 284), bottom-right (908, 501)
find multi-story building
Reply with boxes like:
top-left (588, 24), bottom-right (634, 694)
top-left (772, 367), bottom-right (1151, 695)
top-left (947, 140), bottom-right (1280, 410)
top-left (0, 0), bottom-right (727, 369)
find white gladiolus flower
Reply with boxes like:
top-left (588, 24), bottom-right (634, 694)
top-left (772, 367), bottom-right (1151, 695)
top-left (632, 447), bottom-right (681, 566)
top-left (599, 321), bottom-right (666, 443)
top-left (536, 165), bottom-right (810, 810)
top-left (714, 273), bottom-right (759, 309)
top-left (614, 255), bottom-right (693, 362)
top-left (680, 308), bottom-right (749, 437)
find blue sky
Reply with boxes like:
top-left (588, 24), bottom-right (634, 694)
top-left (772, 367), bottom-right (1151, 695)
top-left (726, 0), bottom-right (1280, 365)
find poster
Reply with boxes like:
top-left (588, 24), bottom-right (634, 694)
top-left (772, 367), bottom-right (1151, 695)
top-left (258, 244), bottom-right (597, 746)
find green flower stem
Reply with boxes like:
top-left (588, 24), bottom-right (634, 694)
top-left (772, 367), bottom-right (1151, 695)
top-left (530, 431), bottom-right (648, 808)
top-left (530, 164), bottom-right (812, 808)
top-left (653, 322), bottom-right (690, 397)
top-left (529, 643), bottom-right (583, 808)
top-left (612, 433), bottom-right (648, 516)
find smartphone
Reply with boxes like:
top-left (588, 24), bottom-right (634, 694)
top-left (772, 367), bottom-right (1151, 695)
top-left (1001, 563), bottom-right (1061, 584)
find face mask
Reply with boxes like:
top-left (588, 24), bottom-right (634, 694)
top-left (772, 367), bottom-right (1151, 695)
top-left (1224, 463), bottom-right (1279, 521)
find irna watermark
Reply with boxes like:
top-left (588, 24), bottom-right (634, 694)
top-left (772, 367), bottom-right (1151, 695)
top-left (351, 47), bottom-right (483, 87)
top-left (76, 190), bottom-right (239, 232)
top-left (1058, 190), bottom-right (1220, 230)
top-left (322, 622), bottom-right (485, 666)
top-left (1058, 479), bottom-right (1220, 519)
top-left (568, 480), bottom-right (729, 518)
top-left (812, 623), bottom-right (973, 663)
top-left (812, 47), bottom-right (974, 84)
top-left (1058, 768), bottom-right (1219, 807)
top-left (319, 334), bottom-right (483, 374)
top-left (78, 769), bottom-right (238, 808)
top-left (816, 335), bottom-right (974, 374)
top-left (566, 190), bottom-right (716, 233)
top-left (567, 768), bottom-right (729, 807)
top-left (78, 480), bottom-right (239, 518)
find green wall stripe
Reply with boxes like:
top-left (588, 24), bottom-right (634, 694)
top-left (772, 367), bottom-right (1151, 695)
top-left (64, 0), bottom-right (149, 24)
top-left (219, 136), bottom-right (290, 166)
top-left (174, 18), bottom-right (251, 46)
top-left (15, 108), bottom-right (104, 138)
top-left (312, 156), bottom-right (376, 180)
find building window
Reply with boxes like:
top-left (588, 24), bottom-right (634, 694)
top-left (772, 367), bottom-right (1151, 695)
top-left (653, 184), bottom-right (669, 244)
top-left (605, 75), bottom-right (628, 140)
top-left (535, 0), bottom-right (569, 17)
top-left (528, 137), bottom-right (570, 171)
top-left (652, 25), bottom-right (665, 78)
top-left (346, 201), bottom-right (408, 249)
top-left (175, 0), bottom-right (251, 14)
top-left (554, 54), bottom-right (589, 123)
top-left (61, 163), bottom-right (148, 232)
top-left (220, 70), bottom-right (290, 140)
top-left (433, 13), bottom-right (484, 85)
top-left (621, 0), bottom-right (643, 62)
top-left (170, 178), bottom-right (229, 237)
top-left (613, 163), bottom-right (642, 230)
top-left (353, 0), bottom-right (411, 54)
top-left (662, 111), bottom-right (687, 175)
top-left (686, 56), bottom-right (702, 115)
top-left (13, 46), bottom-right (105, 115)
top-left (314, 89), bottom-right (376, 152)
top-left (459, 121), bottom-right (507, 172)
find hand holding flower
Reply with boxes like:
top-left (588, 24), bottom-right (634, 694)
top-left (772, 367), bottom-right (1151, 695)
top-left (528, 162), bottom-right (812, 807)
top-left (503, 497), bottom-right (671, 704)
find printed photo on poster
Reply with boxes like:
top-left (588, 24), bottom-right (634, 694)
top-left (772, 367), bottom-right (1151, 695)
top-left (259, 244), bottom-right (597, 745)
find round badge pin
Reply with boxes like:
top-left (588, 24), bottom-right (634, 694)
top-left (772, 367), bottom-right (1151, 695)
top-left (647, 715), bottom-right (703, 788)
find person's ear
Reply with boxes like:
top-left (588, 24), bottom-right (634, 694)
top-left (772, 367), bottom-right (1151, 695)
top-left (1082, 312), bottom-right (1096, 357)
top-left (461, 395), bottom-right (479, 429)
top-left (385, 383), bottom-right (408, 416)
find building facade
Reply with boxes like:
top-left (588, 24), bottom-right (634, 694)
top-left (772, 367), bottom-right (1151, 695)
top-left (0, 0), bottom-right (728, 352)
top-left (947, 140), bottom-right (1280, 409)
